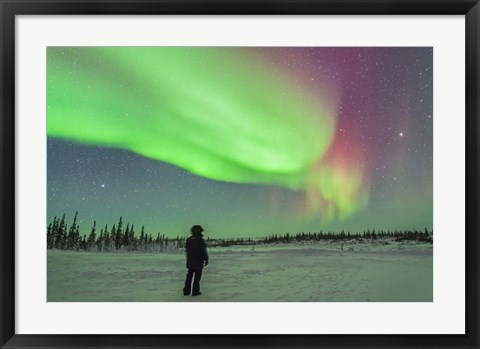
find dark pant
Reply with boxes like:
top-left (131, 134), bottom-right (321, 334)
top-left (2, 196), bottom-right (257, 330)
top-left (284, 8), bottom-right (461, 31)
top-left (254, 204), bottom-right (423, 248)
top-left (183, 268), bottom-right (202, 295)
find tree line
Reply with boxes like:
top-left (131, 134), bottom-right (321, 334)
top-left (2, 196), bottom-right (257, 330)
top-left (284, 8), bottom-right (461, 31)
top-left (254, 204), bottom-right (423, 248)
top-left (261, 229), bottom-right (433, 245)
top-left (47, 212), bottom-right (433, 253)
top-left (47, 212), bottom-right (184, 252)
top-left (207, 229), bottom-right (432, 247)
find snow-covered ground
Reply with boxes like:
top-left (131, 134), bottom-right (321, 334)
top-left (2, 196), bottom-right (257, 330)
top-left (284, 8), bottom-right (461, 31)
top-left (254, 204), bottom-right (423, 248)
top-left (47, 240), bottom-right (433, 302)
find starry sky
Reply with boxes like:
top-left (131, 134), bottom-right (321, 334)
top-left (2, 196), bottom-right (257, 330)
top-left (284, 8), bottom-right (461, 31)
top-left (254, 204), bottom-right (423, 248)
top-left (47, 47), bottom-right (432, 238)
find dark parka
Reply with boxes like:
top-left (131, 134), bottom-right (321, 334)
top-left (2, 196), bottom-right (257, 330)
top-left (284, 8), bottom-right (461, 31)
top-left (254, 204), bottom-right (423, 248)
top-left (185, 234), bottom-right (209, 270)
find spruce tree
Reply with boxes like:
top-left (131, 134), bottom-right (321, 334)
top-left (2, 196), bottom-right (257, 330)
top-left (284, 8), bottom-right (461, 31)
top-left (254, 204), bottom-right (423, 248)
top-left (130, 225), bottom-right (137, 251)
top-left (73, 225), bottom-right (80, 250)
top-left (97, 229), bottom-right (104, 252)
top-left (110, 224), bottom-right (116, 251)
top-left (47, 222), bottom-right (53, 249)
top-left (102, 224), bottom-right (109, 251)
top-left (140, 225), bottom-right (145, 251)
top-left (123, 224), bottom-right (130, 250)
top-left (55, 214), bottom-right (66, 249)
top-left (60, 223), bottom-right (68, 249)
top-left (50, 216), bottom-right (59, 248)
top-left (115, 217), bottom-right (123, 250)
top-left (87, 221), bottom-right (97, 251)
top-left (66, 211), bottom-right (79, 250)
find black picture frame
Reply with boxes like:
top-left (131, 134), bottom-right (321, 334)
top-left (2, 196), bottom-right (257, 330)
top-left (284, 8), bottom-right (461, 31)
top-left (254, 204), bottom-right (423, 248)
top-left (1, 0), bottom-right (479, 348)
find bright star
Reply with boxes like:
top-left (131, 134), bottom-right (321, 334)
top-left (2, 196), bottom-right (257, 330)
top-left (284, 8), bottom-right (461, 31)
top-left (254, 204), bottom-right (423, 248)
top-left (399, 132), bottom-right (404, 137)
top-left (101, 184), bottom-right (105, 188)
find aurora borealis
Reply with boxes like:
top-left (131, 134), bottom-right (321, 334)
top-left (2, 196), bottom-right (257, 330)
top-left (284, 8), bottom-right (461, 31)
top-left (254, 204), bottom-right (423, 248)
top-left (47, 47), bottom-right (432, 238)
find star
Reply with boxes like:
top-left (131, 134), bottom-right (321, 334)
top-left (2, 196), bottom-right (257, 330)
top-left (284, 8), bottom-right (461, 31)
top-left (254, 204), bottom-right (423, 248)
top-left (399, 132), bottom-right (404, 137)
top-left (101, 184), bottom-right (105, 188)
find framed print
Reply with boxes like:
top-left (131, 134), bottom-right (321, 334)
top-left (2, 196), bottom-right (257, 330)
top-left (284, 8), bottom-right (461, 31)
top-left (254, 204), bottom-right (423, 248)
top-left (1, 0), bottom-right (479, 348)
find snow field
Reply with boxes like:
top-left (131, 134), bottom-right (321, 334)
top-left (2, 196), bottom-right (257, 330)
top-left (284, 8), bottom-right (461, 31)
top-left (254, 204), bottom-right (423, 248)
top-left (47, 242), bottom-right (432, 302)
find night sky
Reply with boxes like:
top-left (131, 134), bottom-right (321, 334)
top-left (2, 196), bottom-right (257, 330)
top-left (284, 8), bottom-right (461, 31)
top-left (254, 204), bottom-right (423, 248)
top-left (47, 47), bottom-right (432, 238)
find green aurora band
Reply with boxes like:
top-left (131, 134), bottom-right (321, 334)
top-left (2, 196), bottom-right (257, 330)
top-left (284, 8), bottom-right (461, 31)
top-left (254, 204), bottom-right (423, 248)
top-left (47, 47), bottom-right (368, 221)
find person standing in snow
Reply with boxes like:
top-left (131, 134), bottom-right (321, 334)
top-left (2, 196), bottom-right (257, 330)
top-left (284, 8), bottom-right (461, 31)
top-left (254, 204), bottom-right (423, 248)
top-left (183, 225), bottom-right (209, 296)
